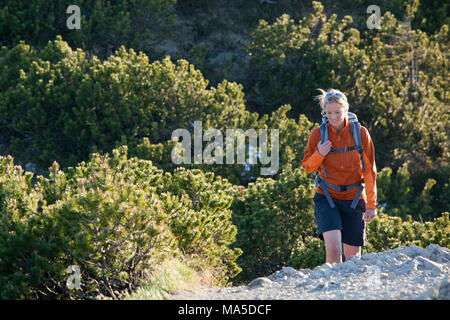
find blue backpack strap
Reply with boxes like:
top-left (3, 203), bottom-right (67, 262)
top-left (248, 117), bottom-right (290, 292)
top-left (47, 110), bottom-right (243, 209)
top-left (348, 115), bottom-right (366, 207)
top-left (319, 115), bottom-right (328, 144)
top-left (350, 121), bottom-right (365, 173)
top-left (318, 115), bottom-right (329, 177)
top-left (322, 163), bottom-right (328, 178)
top-left (314, 174), bottom-right (336, 208)
top-left (351, 182), bottom-right (365, 209)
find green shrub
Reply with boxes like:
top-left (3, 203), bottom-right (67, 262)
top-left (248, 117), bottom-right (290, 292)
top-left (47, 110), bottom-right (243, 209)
top-left (42, 146), bottom-right (242, 294)
top-left (377, 163), bottom-right (435, 220)
top-left (428, 166), bottom-right (450, 216)
top-left (231, 164), bottom-right (316, 282)
top-left (0, 146), bottom-right (243, 298)
top-left (42, 148), bottom-right (178, 299)
top-left (0, 38), bottom-right (260, 174)
top-left (0, 155), bottom-right (65, 299)
top-left (132, 104), bottom-right (315, 186)
top-left (365, 212), bottom-right (449, 253)
top-left (287, 236), bottom-right (326, 270)
top-left (0, 0), bottom-right (177, 60)
top-left (246, 2), bottom-right (448, 174)
top-left (246, 2), bottom-right (364, 121)
top-left (158, 166), bottom-right (243, 285)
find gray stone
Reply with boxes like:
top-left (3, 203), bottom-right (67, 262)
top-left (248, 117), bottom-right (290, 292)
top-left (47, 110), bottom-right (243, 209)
top-left (346, 255), bottom-right (364, 266)
top-left (313, 262), bottom-right (334, 272)
top-left (437, 278), bottom-right (450, 300)
top-left (210, 52), bottom-right (234, 66)
top-left (361, 252), bottom-right (379, 263)
top-left (363, 265), bottom-right (382, 288)
top-left (414, 283), bottom-right (442, 300)
top-left (25, 162), bottom-right (36, 172)
top-left (281, 266), bottom-right (300, 277)
top-left (423, 244), bottom-right (450, 263)
top-left (392, 252), bottom-right (410, 263)
top-left (267, 271), bottom-right (282, 281)
top-left (396, 259), bottom-right (418, 275)
top-left (340, 260), bottom-right (358, 273)
top-left (311, 283), bottom-right (326, 291)
top-left (168, 244), bottom-right (450, 300)
top-left (248, 277), bottom-right (273, 288)
top-left (298, 268), bottom-right (313, 276)
top-left (396, 245), bottom-right (424, 258)
top-left (415, 256), bottom-right (444, 272)
top-left (327, 281), bottom-right (340, 288)
top-left (310, 263), bottom-right (335, 279)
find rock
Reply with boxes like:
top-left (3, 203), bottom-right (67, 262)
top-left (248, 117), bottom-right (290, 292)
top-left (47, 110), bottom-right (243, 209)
top-left (396, 259), bottom-right (418, 275)
top-left (168, 244), bottom-right (450, 300)
top-left (423, 244), bottom-right (450, 263)
top-left (315, 283), bottom-right (326, 290)
top-left (210, 52), bottom-right (234, 67)
top-left (268, 269), bottom-right (293, 282)
top-left (281, 266), bottom-right (300, 277)
top-left (363, 265), bottom-right (382, 288)
top-left (340, 260), bottom-right (358, 273)
top-left (295, 281), bottom-right (307, 288)
top-left (327, 281), bottom-right (339, 288)
top-left (414, 286), bottom-right (439, 300)
top-left (437, 278), bottom-right (450, 300)
top-left (260, 0), bottom-right (277, 4)
top-left (298, 268), bottom-right (313, 276)
top-left (248, 277), bottom-right (273, 288)
top-left (313, 262), bottom-right (334, 272)
top-left (391, 252), bottom-right (410, 264)
top-left (345, 255), bottom-right (364, 266)
top-left (396, 245), bottom-right (424, 258)
top-left (267, 271), bottom-right (281, 281)
top-left (361, 252), bottom-right (379, 263)
top-left (415, 256), bottom-right (444, 272)
top-left (25, 162), bottom-right (36, 172)
top-left (311, 263), bottom-right (335, 279)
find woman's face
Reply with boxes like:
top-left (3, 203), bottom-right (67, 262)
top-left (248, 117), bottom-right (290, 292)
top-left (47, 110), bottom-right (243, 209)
top-left (325, 102), bottom-right (347, 130)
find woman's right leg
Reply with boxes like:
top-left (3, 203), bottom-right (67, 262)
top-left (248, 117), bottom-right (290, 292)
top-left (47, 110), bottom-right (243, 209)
top-left (322, 229), bottom-right (343, 263)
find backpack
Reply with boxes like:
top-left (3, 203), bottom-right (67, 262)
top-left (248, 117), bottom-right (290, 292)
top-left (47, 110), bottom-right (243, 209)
top-left (314, 111), bottom-right (365, 209)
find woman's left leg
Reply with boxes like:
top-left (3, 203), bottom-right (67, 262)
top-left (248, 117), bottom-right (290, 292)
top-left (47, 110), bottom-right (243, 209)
top-left (338, 198), bottom-right (366, 259)
top-left (343, 244), bottom-right (361, 260)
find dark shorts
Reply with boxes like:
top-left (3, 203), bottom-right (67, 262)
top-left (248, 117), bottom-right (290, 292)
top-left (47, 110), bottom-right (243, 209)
top-left (313, 192), bottom-right (366, 247)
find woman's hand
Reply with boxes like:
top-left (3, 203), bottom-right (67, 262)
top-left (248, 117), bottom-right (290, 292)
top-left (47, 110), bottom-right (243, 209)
top-left (363, 208), bottom-right (377, 222)
top-left (317, 140), bottom-right (332, 157)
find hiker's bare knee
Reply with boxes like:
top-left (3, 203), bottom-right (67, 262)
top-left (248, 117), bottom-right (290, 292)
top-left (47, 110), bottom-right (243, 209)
top-left (322, 230), bottom-right (343, 263)
top-left (344, 244), bottom-right (361, 260)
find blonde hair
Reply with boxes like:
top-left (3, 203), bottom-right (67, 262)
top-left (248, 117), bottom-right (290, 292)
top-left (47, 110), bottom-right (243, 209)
top-left (314, 88), bottom-right (349, 115)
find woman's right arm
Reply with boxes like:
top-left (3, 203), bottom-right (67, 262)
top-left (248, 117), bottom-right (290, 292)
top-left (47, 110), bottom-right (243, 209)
top-left (301, 129), bottom-right (325, 174)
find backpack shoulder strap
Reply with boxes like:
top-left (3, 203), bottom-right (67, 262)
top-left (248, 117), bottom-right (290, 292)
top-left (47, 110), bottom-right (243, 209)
top-left (348, 112), bottom-right (365, 172)
top-left (319, 114), bottom-right (328, 144)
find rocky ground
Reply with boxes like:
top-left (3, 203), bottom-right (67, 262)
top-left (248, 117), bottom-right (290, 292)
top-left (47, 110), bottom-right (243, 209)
top-left (169, 244), bottom-right (449, 300)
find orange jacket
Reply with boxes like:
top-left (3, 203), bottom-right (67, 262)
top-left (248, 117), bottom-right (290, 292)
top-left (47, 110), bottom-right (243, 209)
top-left (301, 116), bottom-right (377, 209)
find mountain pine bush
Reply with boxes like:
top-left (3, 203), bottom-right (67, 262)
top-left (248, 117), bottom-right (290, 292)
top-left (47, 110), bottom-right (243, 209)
top-left (0, 0), bottom-right (177, 59)
top-left (231, 164), bottom-right (316, 282)
top-left (0, 146), bottom-right (242, 298)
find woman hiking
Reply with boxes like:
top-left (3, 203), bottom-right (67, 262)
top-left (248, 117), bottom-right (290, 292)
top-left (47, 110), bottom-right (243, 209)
top-left (301, 89), bottom-right (377, 263)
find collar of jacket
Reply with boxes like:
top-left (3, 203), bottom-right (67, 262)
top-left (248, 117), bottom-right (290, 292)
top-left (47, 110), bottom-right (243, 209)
top-left (327, 116), bottom-right (351, 136)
